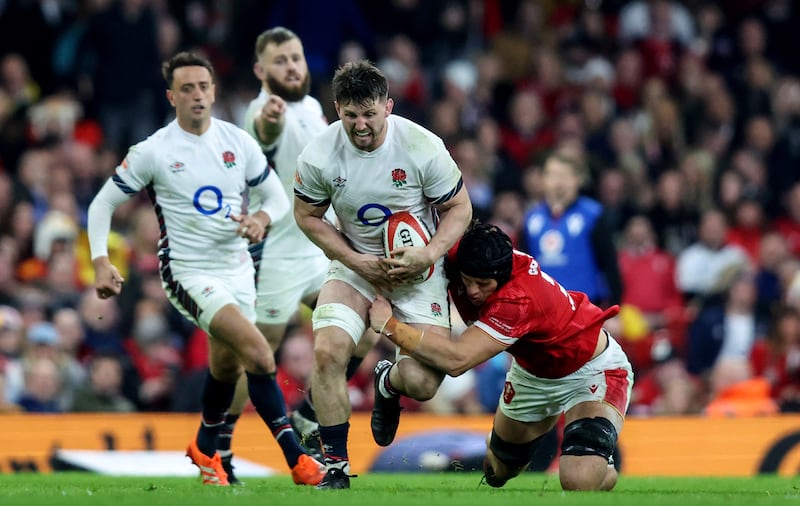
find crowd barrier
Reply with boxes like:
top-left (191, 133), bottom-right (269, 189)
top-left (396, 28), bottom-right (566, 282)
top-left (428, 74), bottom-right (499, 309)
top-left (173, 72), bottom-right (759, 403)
top-left (1, 413), bottom-right (799, 476)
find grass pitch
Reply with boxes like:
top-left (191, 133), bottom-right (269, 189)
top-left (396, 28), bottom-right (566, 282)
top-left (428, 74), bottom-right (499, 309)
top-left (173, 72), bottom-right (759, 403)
top-left (0, 472), bottom-right (796, 506)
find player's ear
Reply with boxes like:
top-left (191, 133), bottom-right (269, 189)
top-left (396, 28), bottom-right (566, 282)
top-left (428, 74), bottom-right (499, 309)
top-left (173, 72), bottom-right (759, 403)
top-left (165, 89), bottom-right (175, 107)
top-left (253, 61), bottom-right (265, 82)
top-left (385, 97), bottom-right (394, 117)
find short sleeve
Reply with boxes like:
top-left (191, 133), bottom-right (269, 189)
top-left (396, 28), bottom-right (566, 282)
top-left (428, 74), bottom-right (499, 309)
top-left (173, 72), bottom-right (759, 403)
top-left (114, 142), bottom-right (154, 193)
top-left (422, 142), bottom-right (463, 204)
top-left (294, 155), bottom-right (331, 206)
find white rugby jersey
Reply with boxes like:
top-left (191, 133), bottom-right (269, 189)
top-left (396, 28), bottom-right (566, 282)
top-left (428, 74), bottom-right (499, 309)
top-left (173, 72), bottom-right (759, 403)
top-left (243, 89), bottom-right (327, 258)
top-left (98, 118), bottom-right (280, 269)
top-left (294, 115), bottom-right (463, 256)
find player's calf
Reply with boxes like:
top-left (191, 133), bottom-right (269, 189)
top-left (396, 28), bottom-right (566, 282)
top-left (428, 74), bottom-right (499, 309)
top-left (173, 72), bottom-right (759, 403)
top-left (482, 429), bottom-right (541, 488)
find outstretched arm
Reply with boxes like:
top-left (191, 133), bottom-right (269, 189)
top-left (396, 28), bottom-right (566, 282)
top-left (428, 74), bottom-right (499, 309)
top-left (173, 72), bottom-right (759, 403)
top-left (87, 178), bottom-right (132, 299)
top-left (253, 94), bottom-right (286, 147)
top-left (368, 295), bottom-right (505, 376)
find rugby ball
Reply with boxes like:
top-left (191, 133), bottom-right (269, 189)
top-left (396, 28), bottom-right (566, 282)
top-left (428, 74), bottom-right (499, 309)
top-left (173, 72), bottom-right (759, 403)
top-left (382, 211), bottom-right (434, 284)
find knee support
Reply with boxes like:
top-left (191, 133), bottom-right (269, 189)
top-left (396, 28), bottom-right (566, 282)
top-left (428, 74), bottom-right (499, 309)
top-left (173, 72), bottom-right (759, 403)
top-left (489, 429), bottom-right (542, 469)
top-left (561, 417), bottom-right (617, 461)
top-left (312, 303), bottom-right (366, 344)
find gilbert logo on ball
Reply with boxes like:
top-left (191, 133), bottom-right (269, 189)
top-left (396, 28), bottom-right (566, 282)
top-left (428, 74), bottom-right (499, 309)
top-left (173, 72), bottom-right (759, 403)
top-left (382, 211), bottom-right (434, 284)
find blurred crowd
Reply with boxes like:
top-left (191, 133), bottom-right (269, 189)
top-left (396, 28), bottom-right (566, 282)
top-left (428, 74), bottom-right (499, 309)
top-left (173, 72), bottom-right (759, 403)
top-left (1, 0), bottom-right (800, 419)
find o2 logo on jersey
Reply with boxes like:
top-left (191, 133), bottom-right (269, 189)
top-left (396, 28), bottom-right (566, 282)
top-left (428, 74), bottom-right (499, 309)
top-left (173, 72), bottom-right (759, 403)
top-left (357, 203), bottom-right (392, 226)
top-left (193, 185), bottom-right (233, 218)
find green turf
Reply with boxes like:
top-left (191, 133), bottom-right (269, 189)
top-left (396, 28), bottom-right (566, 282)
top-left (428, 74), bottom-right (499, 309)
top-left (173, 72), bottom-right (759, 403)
top-left (0, 473), bottom-right (796, 506)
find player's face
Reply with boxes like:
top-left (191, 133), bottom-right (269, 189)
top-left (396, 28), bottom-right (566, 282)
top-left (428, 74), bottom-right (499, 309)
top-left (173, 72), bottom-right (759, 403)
top-left (460, 273), bottom-right (498, 306)
top-left (335, 97), bottom-right (393, 152)
top-left (258, 38), bottom-right (310, 102)
top-left (167, 66), bottom-right (215, 135)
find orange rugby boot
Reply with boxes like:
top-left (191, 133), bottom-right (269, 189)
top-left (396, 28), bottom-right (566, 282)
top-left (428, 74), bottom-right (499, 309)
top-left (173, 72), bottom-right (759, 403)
top-left (186, 438), bottom-right (229, 486)
top-left (291, 454), bottom-right (326, 485)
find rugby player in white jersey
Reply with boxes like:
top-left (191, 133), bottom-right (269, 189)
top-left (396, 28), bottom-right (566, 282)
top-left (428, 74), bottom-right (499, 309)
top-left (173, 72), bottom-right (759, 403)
top-left (86, 52), bottom-right (325, 487)
top-left (218, 27), bottom-right (379, 483)
top-left (294, 60), bottom-right (473, 488)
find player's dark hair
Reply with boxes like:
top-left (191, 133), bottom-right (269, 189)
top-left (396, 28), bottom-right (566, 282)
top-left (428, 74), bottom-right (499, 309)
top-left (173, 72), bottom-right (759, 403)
top-left (162, 52), bottom-right (215, 88)
top-left (255, 26), bottom-right (298, 57)
top-left (456, 220), bottom-right (514, 287)
top-left (332, 60), bottom-right (388, 108)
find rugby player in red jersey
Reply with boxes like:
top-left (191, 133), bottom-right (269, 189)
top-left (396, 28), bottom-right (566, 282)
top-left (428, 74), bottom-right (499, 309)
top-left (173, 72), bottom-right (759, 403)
top-left (368, 221), bottom-right (633, 491)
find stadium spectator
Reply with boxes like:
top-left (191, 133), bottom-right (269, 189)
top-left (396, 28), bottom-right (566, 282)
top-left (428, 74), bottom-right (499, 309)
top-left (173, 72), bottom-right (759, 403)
top-left (629, 342), bottom-right (700, 416)
top-left (0, 305), bottom-right (24, 404)
top-left (70, 351), bottom-right (136, 413)
top-left (0, 368), bottom-right (20, 413)
top-left (17, 357), bottom-right (63, 413)
top-left (772, 182), bottom-right (800, 257)
top-left (275, 328), bottom-right (315, 412)
top-left (686, 268), bottom-right (769, 383)
top-left (22, 321), bottom-right (85, 411)
top-left (704, 356), bottom-right (778, 417)
top-left (750, 306), bottom-right (800, 412)
top-left (519, 150), bottom-right (622, 308)
top-left (123, 300), bottom-right (181, 411)
top-left (676, 208), bottom-right (750, 302)
top-left (617, 214), bottom-right (685, 370)
top-left (77, 0), bottom-right (162, 154)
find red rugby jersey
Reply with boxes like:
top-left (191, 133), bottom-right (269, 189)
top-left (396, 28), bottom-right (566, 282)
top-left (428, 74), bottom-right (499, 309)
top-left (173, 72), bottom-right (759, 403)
top-left (448, 249), bottom-right (619, 378)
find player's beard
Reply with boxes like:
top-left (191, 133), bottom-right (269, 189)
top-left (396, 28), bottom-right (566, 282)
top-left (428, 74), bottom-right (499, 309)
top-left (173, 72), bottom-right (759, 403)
top-left (267, 73), bottom-right (311, 102)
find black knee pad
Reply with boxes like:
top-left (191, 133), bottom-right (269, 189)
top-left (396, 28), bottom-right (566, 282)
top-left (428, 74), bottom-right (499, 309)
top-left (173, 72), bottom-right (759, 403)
top-left (561, 417), bottom-right (617, 461)
top-left (489, 429), bottom-right (542, 468)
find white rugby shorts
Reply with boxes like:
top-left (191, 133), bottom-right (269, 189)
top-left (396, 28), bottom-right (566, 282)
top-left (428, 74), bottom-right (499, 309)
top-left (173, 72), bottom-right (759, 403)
top-left (324, 257), bottom-right (450, 328)
top-left (254, 253), bottom-right (329, 325)
top-left (161, 259), bottom-right (256, 333)
top-left (499, 333), bottom-right (633, 423)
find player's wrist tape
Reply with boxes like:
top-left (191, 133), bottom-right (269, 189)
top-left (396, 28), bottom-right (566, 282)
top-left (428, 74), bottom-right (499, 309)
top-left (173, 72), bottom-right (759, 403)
top-left (379, 316), bottom-right (424, 353)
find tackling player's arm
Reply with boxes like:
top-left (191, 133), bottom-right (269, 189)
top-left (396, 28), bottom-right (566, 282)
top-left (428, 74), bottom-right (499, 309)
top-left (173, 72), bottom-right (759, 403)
top-left (368, 295), bottom-right (504, 376)
top-left (87, 177), bottom-right (133, 299)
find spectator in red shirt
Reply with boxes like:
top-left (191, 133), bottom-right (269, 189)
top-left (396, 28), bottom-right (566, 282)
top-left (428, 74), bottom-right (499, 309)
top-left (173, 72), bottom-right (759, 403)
top-left (773, 181), bottom-right (800, 258)
top-left (500, 89), bottom-right (554, 169)
top-left (750, 306), bottom-right (800, 412)
top-left (620, 215), bottom-right (683, 319)
top-left (275, 328), bottom-right (315, 412)
top-left (618, 215), bottom-right (685, 369)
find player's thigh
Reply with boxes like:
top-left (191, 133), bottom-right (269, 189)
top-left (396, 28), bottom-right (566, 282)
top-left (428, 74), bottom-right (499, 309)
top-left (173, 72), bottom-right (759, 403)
top-left (560, 333), bottom-right (633, 423)
top-left (209, 303), bottom-right (274, 371)
top-left (255, 254), bottom-right (328, 326)
top-left (388, 266), bottom-right (450, 329)
top-left (162, 262), bottom-right (256, 333)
